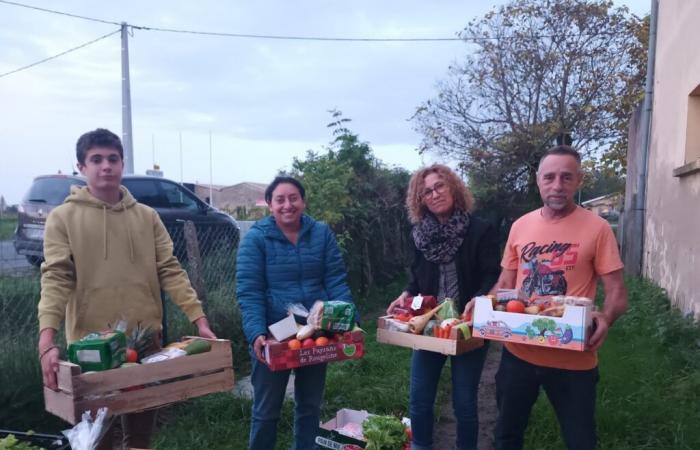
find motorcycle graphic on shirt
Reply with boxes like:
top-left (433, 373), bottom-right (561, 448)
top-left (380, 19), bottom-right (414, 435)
top-left (521, 258), bottom-right (567, 297)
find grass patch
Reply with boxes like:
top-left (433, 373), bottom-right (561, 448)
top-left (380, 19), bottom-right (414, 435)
top-left (0, 215), bottom-right (17, 240)
top-left (524, 277), bottom-right (700, 449)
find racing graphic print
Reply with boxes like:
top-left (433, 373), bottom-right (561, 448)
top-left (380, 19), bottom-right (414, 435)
top-left (520, 241), bottom-right (579, 297)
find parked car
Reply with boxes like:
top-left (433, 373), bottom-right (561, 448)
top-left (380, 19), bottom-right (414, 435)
top-left (14, 174), bottom-right (239, 266)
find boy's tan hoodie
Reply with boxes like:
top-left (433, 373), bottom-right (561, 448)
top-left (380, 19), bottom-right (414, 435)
top-left (38, 185), bottom-right (205, 343)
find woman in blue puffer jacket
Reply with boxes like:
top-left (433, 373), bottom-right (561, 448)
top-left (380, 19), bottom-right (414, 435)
top-left (236, 176), bottom-right (352, 450)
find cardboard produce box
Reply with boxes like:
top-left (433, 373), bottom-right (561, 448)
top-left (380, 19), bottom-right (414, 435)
top-left (264, 330), bottom-right (364, 372)
top-left (376, 316), bottom-right (484, 355)
top-left (44, 338), bottom-right (234, 424)
top-left (472, 296), bottom-right (593, 351)
top-left (316, 408), bottom-right (370, 449)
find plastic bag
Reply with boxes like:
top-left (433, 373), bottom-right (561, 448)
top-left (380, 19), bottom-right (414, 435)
top-left (436, 298), bottom-right (459, 321)
top-left (62, 407), bottom-right (111, 450)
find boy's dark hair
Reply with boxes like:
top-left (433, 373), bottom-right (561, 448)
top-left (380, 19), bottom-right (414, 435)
top-left (76, 128), bottom-right (123, 165)
top-left (264, 176), bottom-right (306, 203)
top-left (538, 145), bottom-right (581, 169)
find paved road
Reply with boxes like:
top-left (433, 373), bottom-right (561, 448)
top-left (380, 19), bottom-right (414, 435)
top-left (0, 240), bottom-right (35, 275)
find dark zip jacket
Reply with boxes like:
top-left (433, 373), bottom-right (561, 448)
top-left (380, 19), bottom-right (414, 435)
top-left (405, 215), bottom-right (501, 313)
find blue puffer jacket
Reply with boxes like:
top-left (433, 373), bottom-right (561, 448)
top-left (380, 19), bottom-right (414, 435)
top-left (236, 214), bottom-right (353, 344)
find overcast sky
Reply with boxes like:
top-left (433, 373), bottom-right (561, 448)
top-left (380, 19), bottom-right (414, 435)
top-left (0, 0), bottom-right (650, 204)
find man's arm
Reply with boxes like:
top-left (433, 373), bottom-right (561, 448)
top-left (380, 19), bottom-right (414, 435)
top-left (588, 269), bottom-right (628, 351)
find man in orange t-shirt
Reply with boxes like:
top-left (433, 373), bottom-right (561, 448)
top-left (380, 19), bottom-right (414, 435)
top-left (491, 145), bottom-right (628, 450)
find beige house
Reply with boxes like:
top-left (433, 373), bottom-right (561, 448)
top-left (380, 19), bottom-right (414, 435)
top-left (581, 193), bottom-right (622, 217)
top-left (632, 0), bottom-right (700, 318)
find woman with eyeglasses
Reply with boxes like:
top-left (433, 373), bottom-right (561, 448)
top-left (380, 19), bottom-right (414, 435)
top-left (387, 164), bottom-right (501, 450)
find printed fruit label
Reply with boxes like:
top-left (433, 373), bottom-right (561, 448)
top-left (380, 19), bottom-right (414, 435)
top-left (342, 344), bottom-right (356, 357)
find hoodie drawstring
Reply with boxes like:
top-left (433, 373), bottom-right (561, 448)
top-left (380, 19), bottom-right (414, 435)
top-left (124, 203), bottom-right (135, 262)
top-left (102, 205), bottom-right (107, 260)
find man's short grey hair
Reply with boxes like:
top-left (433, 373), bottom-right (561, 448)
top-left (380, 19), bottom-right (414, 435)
top-left (537, 145), bottom-right (583, 174)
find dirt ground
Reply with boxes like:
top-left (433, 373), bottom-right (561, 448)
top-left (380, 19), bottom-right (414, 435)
top-left (433, 342), bottom-right (501, 450)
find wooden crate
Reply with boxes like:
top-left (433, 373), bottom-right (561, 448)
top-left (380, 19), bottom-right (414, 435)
top-left (44, 338), bottom-right (234, 425)
top-left (376, 316), bottom-right (484, 355)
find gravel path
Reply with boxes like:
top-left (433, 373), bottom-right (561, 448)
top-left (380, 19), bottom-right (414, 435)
top-left (433, 342), bottom-right (501, 450)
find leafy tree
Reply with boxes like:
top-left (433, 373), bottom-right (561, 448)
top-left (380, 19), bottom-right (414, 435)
top-left (413, 0), bottom-right (645, 220)
top-left (532, 317), bottom-right (557, 336)
top-left (291, 111), bottom-right (412, 293)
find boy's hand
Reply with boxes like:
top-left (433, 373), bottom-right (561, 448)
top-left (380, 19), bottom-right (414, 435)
top-left (194, 317), bottom-right (217, 339)
top-left (40, 347), bottom-right (60, 391)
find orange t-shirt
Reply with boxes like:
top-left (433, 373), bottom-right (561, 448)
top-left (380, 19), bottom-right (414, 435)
top-left (501, 207), bottom-right (623, 370)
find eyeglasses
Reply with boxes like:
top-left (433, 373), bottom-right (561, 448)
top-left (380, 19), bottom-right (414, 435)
top-left (420, 181), bottom-right (448, 200)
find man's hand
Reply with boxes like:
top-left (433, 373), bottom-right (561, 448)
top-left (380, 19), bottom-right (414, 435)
top-left (387, 291), bottom-right (409, 315)
top-left (253, 335), bottom-right (267, 363)
top-left (587, 312), bottom-right (610, 351)
top-left (40, 347), bottom-right (60, 391)
top-left (194, 317), bottom-right (217, 339)
top-left (588, 269), bottom-right (628, 351)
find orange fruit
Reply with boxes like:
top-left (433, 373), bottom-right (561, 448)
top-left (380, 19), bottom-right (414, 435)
top-left (288, 339), bottom-right (302, 350)
top-left (315, 336), bottom-right (330, 346)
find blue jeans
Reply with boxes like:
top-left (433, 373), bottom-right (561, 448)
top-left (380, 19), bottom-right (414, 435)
top-left (494, 347), bottom-right (599, 450)
top-left (410, 343), bottom-right (489, 450)
top-left (249, 357), bottom-right (327, 450)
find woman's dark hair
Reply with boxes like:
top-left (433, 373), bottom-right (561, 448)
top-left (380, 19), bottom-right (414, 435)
top-left (76, 128), bottom-right (123, 165)
top-left (264, 176), bottom-right (306, 203)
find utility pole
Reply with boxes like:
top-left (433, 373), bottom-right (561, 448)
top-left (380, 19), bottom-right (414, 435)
top-left (121, 22), bottom-right (134, 174)
top-left (209, 131), bottom-right (213, 206)
top-left (179, 131), bottom-right (184, 183)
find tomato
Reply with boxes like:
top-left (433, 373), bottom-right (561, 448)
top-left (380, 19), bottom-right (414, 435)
top-left (288, 339), bottom-right (302, 350)
top-left (126, 348), bottom-right (138, 363)
top-left (315, 336), bottom-right (329, 346)
top-left (302, 338), bottom-right (316, 348)
top-left (506, 300), bottom-right (526, 313)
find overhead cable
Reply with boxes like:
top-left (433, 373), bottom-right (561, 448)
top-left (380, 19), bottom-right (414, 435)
top-left (0, 29), bottom-right (120, 79)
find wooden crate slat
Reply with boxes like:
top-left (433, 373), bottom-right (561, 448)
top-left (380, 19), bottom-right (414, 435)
top-left (44, 387), bottom-right (79, 425)
top-left (56, 362), bottom-right (81, 394)
top-left (73, 368), bottom-right (234, 421)
top-left (70, 344), bottom-right (232, 396)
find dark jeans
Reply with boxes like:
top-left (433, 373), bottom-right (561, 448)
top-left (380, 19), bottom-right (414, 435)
top-left (410, 343), bottom-right (489, 450)
top-left (249, 357), bottom-right (327, 450)
top-left (494, 347), bottom-right (599, 450)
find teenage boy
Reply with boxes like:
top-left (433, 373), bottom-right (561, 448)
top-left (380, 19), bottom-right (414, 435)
top-left (38, 128), bottom-right (215, 449)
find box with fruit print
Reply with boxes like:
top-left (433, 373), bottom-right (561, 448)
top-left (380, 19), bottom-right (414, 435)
top-left (472, 294), bottom-right (594, 351)
top-left (263, 330), bottom-right (365, 371)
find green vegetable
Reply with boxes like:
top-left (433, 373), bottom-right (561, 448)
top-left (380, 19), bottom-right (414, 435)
top-left (184, 339), bottom-right (211, 355)
top-left (0, 434), bottom-right (44, 450)
top-left (362, 415), bottom-right (407, 450)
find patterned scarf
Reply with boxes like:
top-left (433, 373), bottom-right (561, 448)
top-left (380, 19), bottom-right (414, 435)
top-left (412, 209), bottom-right (470, 264)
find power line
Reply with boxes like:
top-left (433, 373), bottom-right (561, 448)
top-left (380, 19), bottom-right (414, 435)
top-left (0, 29), bottom-right (120, 79)
top-left (0, 0), bottom-right (624, 43)
top-left (0, 0), bottom-right (119, 26)
top-left (0, 0), bottom-right (462, 42)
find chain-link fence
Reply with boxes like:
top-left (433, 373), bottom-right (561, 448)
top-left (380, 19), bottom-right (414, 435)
top-left (0, 219), bottom-right (242, 430)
